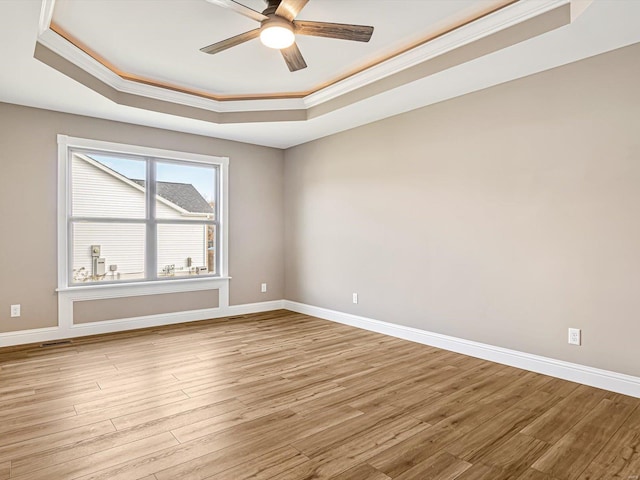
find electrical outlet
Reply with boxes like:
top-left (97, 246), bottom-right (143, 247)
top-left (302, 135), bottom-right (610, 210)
top-left (568, 328), bottom-right (581, 346)
top-left (352, 293), bottom-right (358, 304)
top-left (10, 304), bottom-right (21, 318)
top-left (261, 283), bottom-right (267, 293)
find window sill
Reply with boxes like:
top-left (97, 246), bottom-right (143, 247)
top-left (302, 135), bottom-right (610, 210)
top-left (57, 276), bottom-right (231, 301)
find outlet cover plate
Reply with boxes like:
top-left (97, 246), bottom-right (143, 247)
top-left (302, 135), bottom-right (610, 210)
top-left (568, 328), bottom-right (581, 346)
top-left (10, 304), bottom-right (21, 317)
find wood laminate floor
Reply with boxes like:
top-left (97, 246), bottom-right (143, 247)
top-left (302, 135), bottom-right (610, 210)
top-left (0, 310), bottom-right (638, 480)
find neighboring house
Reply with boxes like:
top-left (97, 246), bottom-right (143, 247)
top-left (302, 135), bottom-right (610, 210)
top-left (71, 153), bottom-right (213, 282)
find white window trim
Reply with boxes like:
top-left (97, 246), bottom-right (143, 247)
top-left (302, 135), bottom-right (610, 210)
top-left (56, 135), bottom-right (230, 324)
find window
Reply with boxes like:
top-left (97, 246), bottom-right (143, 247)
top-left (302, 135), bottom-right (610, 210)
top-left (57, 136), bottom-right (228, 289)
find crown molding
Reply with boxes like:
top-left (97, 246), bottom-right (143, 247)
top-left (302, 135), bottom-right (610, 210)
top-left (38, 0), bottom-right (55, 35)
top-left (37, 6), bottom-right (305, 113)
top-left (303, 0), bottom-right (569, 108)
top-left (36, 0), bottom-right (571, 118)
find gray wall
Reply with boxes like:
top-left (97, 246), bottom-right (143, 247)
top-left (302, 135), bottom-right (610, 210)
top-left (284, 43), bottom-right (640, 377)
top-left (0, 104), bottom-right (284, 332)
top-left (74, 290), bottom-right (220, 324)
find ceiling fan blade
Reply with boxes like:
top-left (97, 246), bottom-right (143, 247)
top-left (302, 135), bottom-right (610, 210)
top-left (280, 42), bottom-right (307, 72)
top-left (294, 20), bottom-right (374, 42)
top-left (275, 0), bottom-right (309, 21)
top-left (200, 28), bottom-right (260, 55)
top-left (205, 0), bottom-right (267, 22)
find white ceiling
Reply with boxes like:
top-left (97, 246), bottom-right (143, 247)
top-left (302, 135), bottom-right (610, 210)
top-left (52, 0), bottom-right (495, 96)
top-left (1, 0), bottom-right (639, 148)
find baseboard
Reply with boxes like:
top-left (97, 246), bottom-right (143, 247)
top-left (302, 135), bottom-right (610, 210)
top-left (0, 300), bottom-right (284, 348)
top-left (283, 300), bottom-right (640, 398)
top-left (0, 327), bottom-right (64, 347)
top-left (226, 300), bottom-right (285, 316)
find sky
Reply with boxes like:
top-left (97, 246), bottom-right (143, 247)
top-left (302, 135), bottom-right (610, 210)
top-left (91, 154), bottom-right (215, 201)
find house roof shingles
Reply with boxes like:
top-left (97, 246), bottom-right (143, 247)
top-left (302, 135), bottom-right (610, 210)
top-left (131, 179), bottom-right (214, 215)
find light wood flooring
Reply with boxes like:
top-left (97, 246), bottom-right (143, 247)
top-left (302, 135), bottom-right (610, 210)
top-left (0, 310), bottom-right (639, 480)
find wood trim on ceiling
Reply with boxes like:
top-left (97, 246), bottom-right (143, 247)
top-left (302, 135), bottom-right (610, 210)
top-left (48, 0), bottom-right (518, 103)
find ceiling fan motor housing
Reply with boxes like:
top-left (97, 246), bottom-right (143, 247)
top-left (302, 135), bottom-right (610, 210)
top-left (262, 0), bottom-right (281, 16)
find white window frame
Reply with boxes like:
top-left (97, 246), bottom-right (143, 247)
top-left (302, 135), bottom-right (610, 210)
top-left (56, 135), bottom-right (230, 308)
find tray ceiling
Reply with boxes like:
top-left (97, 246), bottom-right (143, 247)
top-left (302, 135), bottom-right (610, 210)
top-left (49, 0), bottom-right (510, 98)
top-left (1, 0), bottom-right (639, 147)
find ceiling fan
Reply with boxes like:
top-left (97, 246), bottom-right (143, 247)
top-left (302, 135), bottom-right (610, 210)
top-left (201, 0), bottom-right (374, 72)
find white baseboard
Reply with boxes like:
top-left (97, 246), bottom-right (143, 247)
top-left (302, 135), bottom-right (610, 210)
top-left (0, 300), bottom-right (284, 348)
top-left (283, 300), bottom-right (640, 398)
top-left (225, 300), bottom-right (285, 316)
top-left (0, 327), bottom-right (64, 347)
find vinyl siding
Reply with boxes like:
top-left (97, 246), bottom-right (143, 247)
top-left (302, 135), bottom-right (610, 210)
top-left (157, 224), bottom-right (207, 271)
top-left (72, 155), bottom-right (147, 219)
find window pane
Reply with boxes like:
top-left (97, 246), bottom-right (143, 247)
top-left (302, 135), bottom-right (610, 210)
top-left (155, 161), bottom-right (216, 220)
top-left (71, 153), bottom-right (146, 219)
top-left (157, 224), bottom-right (215, 277)
top-left (72, 223), bottom-right (145, 283)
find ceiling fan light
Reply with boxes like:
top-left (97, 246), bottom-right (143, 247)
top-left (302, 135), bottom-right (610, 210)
top-left (260, 23), bottom-right (295, 49)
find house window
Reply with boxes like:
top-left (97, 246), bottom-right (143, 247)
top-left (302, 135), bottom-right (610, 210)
top-left (57, 136), bottom-right (228, 289)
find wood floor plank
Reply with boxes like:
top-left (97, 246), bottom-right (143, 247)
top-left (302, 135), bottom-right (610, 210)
top-left (404, 373), bottom-right (517, 424)
top-left (177, 402), bottom-right (361, 446)
top-left (0, 388), bottom-right (35, 403)
top-left (453, 463), bottom-right (504, 480)
top-left (170, 403), bottom-right (291, 443)
top-left (9, 432), bottom-right (178, 480)
top-left (0, 391), bottom-right (231, 449)
top-left (79, 406), bottom-right (363, 480)
top-left (536, 378), bottom-right (581, 399)
top-left (95, 372), bottom-right (178, 392)
top-left (73, 384), bottom-right (190, 415)
top-left (444, 406), bottom-right (538, 463)
top-left (346, 369), bottom-right (449, 411)
top-left (370, 393), bottom-right (543, 478)
top-left (577, 425), bottom-right (640, 480)
top-left (327, 463), bottom-right (390, 480)
top-left (179, 371), bottom-right (278, 398)
top-left (110, 396), bottom-right (245, 431)
top-left (288, 368), bottom-right (402, 414)
top-left (0, 462), bottom-right (9, 480)
top-left (0, 310), bottom-right (637, 480)
top-left (517, 469), bottom-right (559, 480)
top-left (428, 360), bottom-right (506, 394)
top-left (292, 405), bottom-right (403, 457)
top-left (199, 445), bottom-right (309, 480)
top-left (0, 380), bottom-right (132, 419)
top-left (520, 385), bottom-right (607, 443)
top-left (0, 405), bottom-right (78, 440)
top-left (277, 415), bottom-right (429, 479)
top-left (31, 380), bottom-right (102, 401)
top-left (10, 418), bottom-right (184, 477)
top-left (532, 398), bottom-right (637, 479)
top-left (392, 451), bottom-right (471, 480)
top-left (0, 419), bottom-right (115, 465)
top-left (476, 432), bottom-right (550, 479)
top-left (152, 441), bottom-right (294, 480)
top-left (512, 389), bottom-right (562, 413)
top-left (626, 405), bottom-right (640, 431)
top-left (368, 424), bottom-right (460, 478)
